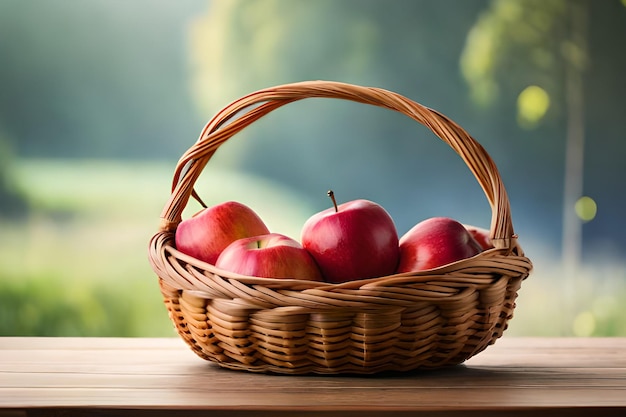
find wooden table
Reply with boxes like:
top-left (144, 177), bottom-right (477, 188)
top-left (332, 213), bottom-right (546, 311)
top-left (1, 337), bottom-right (625, 416)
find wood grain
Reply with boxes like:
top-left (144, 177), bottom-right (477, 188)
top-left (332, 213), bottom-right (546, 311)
top-left (1, 337), bottom-right (625, 416)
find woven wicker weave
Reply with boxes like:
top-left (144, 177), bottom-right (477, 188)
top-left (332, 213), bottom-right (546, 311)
top-left (148, 80), bottom-right (532, 374)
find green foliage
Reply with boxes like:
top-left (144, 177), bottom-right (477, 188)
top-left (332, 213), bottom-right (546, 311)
top-left (0, 270), bottom-right (173, 337)
top-left (0, 159), bottom-right (315, 337)
top-left (0, 159), bottom-right (181, 336)
top-left (1, 159), bottom-right (625, 337)
top-left (0, 159), bottom-right (173, 341)
top-left (460, 0), bottom-right (574, 106)
top-left (0, 133), bottom-right (28, 218)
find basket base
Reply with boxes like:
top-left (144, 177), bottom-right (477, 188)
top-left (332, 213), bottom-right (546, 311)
top-left (158, 277), bottom-right (519, 375)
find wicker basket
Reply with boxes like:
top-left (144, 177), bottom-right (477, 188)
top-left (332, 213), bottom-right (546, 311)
top-left (148, 80), bottom-right (532, 374)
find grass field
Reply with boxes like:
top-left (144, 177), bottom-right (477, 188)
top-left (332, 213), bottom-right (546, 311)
top-left (1, 158), bottom-right (625, 337)
top-left (0, 158), bottom-right (316, 336)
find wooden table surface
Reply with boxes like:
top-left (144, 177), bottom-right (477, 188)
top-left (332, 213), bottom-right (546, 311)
top-left (1, 337), bottom-right (625, 416)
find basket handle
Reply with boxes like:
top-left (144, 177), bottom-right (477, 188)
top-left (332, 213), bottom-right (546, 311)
top-left (159, 81), bottom-right (516, 252)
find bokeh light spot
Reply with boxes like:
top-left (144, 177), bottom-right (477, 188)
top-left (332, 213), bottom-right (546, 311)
top-left (575, 196), bottom-right (597, 222)
top-left (517, 85), bottom-right (550, 128)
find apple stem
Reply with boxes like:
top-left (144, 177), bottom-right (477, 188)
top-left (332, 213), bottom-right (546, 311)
top-left (327, 190), bottom-right (338, 213)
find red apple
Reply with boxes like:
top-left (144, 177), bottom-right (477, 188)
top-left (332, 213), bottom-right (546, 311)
top-left (215, 233), bottom-right (324, 281)
top-left (397, 217), bottom-right (483, 273)
top-left (301, 191), bottom-right (399, 283)
top-left (463, 224), bottom-right (494, 250)
top-left (175, 201), bottom-right (270, 265)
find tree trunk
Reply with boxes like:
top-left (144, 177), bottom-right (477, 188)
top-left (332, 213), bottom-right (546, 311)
top-left (561, 0), bottom-right (588, 277)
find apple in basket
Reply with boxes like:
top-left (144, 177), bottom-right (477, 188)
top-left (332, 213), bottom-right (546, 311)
top-left (301, 190), bottom-right (400, 283)
top-left (175, 201), bottom-right (270, 265)
top-left (396, 217), bottom-right (483, 273)
top-left (215, 233), bottom-right (324, 281)
top-left (463, 224), bottom-right (495, 250)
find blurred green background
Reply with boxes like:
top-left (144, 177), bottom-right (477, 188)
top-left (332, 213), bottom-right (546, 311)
top-left (1, 0), bottom-right (625, 337)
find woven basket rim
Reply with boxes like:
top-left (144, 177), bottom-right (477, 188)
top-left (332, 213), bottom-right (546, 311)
top-left (155, 235), bottom-right (529, 289)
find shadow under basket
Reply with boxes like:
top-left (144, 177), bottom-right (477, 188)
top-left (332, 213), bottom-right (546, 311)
top-left (148, 80), bottom-right (533, 375)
